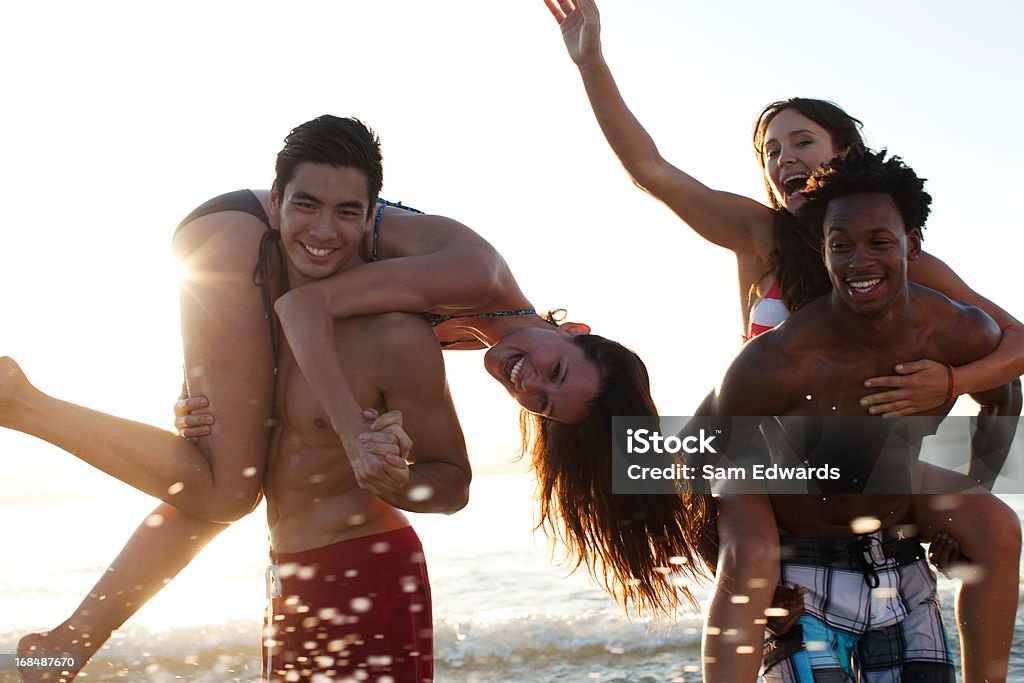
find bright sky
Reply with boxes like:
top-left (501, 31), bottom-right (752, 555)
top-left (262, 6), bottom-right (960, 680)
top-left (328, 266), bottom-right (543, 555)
top-left (1, 0), bottom-right (1021, 481)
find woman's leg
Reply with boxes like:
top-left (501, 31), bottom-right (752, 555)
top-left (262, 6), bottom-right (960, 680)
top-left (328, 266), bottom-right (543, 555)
top-left (911, 462), bottom-right (1021, 683)
top-left (0, 213), bottom-right (277, 522)
top-left (15, 212), bottom-right (279, 678)
top-left (703, 492), bottom-right (780, 683)
top-left (18, 504), bottom-right (228, 682)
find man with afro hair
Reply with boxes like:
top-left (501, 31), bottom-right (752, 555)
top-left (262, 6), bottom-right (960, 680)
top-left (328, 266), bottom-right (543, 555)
top-left (708, 149), bottom-right (1019, 682)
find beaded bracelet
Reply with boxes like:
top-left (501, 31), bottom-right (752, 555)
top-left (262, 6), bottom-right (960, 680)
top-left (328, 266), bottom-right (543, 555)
top-left (945, 364), bottom-right (957, 403)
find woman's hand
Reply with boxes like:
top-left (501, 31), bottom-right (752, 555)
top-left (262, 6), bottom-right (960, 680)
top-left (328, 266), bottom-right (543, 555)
top-left (544, 0), bottom-right (602, 66)
top-left (339, 409), bottom-right (413, 495)
top-left (359, 408), bottom-right (413, 464)
top-left (861, 359), bottom-right (952, 416)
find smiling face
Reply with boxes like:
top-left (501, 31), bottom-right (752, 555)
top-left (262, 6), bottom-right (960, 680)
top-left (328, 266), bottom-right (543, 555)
top-left (763, 108), bottom-right (843, 213)
top-left (823, 192), bottom-right (921, 317)
top-left (483, 324), bottom-right (601, 425)
top-left (269, 163), bottom-right (373, 283)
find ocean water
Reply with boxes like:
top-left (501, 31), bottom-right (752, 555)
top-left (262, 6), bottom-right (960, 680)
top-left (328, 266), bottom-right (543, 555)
top-left (0, 466), bottom-right (1022, 682)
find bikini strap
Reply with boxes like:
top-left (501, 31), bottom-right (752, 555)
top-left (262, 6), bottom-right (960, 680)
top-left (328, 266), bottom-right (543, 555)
top-left (252, 228), bottom-right (282, 375)
top-left (371, 198), bottom-right (424, 263)
top-left (371, 201), bottom-right (385, 263)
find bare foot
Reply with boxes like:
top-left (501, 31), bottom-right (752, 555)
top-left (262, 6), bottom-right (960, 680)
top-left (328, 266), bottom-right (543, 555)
top-left (17, 632), bottom-right (85, 683)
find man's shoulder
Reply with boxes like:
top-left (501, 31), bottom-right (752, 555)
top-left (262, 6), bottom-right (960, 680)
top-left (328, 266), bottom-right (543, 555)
top-left (716, 333), bottom-right (799, 416)
top-left (349, 313), bottom-right (445, 391)
top-left (352, 312), bottom-right (438, 355)
top-left (717, 300), bottom-right (835, 416)
top-left (750, 298), bottom-right (833, 363)
top-left (912, 285), bottom-right (1001, 364)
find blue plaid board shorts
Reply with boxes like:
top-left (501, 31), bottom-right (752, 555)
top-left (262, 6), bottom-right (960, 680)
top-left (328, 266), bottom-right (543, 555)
top-left (761, 529), bottom-right (954, 683)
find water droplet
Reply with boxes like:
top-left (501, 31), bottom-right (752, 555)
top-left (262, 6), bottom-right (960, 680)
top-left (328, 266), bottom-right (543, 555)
top-left (805, 394), bottom-right (813, 401)
top-left (407, 485), bottom-right (434, 502)
top-left (349, 597), bottom-right (373, 613)
top-left (167, 482), bottom-right (184, 495)
top-left (242, 467), bottom-right (258, 478)
top-left (144, 514), bottom-right (164, 528)
top-left (850, 516), bottom-right (881, 534)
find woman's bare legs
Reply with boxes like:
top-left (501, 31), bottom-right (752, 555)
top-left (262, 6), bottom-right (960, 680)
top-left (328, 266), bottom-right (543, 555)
top-left (0, 213), bottom-right (279, 521)
top-left (912, 462), bottom-right (1021, 683)
top-left (18, 505), bottom-right (227, 682)
top-left (15, 212), bottom-right (279, 678)
top-left (704, 492), bottom-right (780, 683)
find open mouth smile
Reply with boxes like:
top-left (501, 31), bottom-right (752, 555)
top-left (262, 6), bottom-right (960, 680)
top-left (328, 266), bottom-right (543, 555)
top-left (501, 354), bottom-right (526, 389)
top-left (782, 173), bottom-right (809, 198)
top-left (846, 277), bottom-right (885, 299)
top-left (302, 242), bottom-right (338, 260)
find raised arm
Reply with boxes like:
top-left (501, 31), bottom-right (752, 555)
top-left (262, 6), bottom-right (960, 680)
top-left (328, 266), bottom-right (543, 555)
top-left (544, 0), bottom-right (773, 252)
top-left (863, 251), bottom-right (1024, 416)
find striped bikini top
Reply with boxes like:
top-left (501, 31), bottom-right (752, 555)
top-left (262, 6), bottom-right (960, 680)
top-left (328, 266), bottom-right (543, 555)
top-left (746, 283), bottom-right (789, 340)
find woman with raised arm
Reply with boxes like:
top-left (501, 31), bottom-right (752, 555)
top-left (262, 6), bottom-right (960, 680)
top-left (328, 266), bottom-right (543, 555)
top-left (544, 1), bottom-right (1022, 681)
top-left (7, 115), bottom-right (682, 682)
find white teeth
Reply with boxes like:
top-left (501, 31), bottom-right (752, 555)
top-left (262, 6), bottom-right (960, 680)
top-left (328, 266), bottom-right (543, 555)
top-left (783, 174), bottom-right (809, 195)
top-left (849, 278), bottom-right (881, 289)
top-left (303, 243), bottom-right (335, 257)
top-left (508, 356), bottom-right (525, 385)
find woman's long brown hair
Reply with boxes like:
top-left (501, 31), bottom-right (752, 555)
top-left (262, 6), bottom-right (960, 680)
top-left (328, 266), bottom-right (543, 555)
top-left (521, 334), bottom-right (716, 616)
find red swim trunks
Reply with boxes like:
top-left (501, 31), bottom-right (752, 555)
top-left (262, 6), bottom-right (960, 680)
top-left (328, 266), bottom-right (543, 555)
top-left (263, 526), bottom-right (433, 682)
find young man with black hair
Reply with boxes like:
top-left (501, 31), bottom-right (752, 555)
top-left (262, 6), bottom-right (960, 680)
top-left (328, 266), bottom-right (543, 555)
top-left (709, 150), bottom-right (1019, 682)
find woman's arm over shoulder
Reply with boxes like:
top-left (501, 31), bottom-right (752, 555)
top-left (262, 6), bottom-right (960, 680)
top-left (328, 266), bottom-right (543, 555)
top-left (911, 251), bottom-right (1024, 393)
top-left (276, 209), bottom-right (508, 325)
top-left (911, 251), bottom-right (1022, 331)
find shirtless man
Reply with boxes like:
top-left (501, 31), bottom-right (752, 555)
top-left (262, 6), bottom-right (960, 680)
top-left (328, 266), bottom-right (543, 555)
top-left (260, 305), bottom-right (468, 681)
top-left (709, 150), bottom-right (1019, 682)
top-left (253, 150), bottom-right (471, 680)
top-left (6, 118), bottom-right (470, 682)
